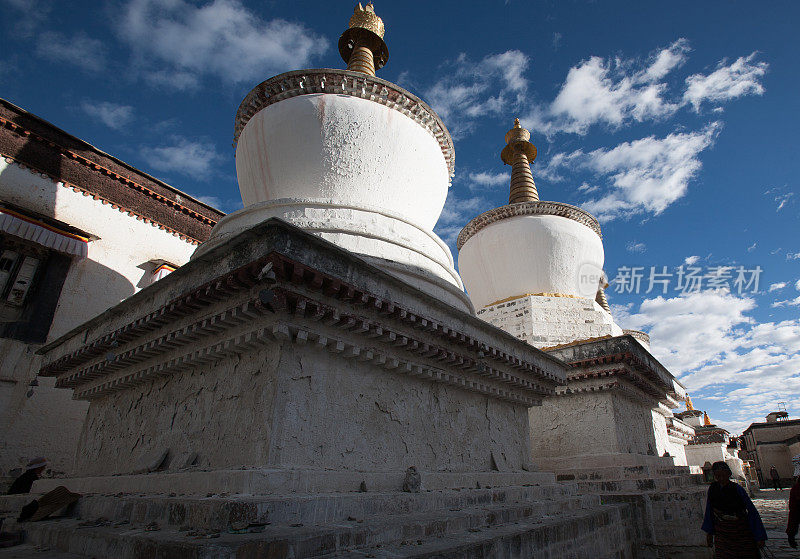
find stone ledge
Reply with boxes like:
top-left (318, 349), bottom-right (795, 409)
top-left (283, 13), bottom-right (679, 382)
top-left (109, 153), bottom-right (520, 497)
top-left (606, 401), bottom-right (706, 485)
top-left (30, 469), bottom-right (557, 497)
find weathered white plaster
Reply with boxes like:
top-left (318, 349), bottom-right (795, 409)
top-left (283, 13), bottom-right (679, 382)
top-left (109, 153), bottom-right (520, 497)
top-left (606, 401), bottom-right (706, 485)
top-left (0, 160), bottom-right (197, 475)
top-left (199, 92), bottom-right (467, 310)
top-left (76, 341), bottom-right (532, 476)
top-left (196, 200), bottom-right (469, 310)
top-left (235, 94), bottom-right (448, 230)
top-left (37, 220), bottom-right (564, 482)
top-left (529, 390), bottom-right (663, 470)
top-left (476, 295), bottom-right (622, 349)
top-left (459, 214), bottom-right (605, 309)
top-left (685, 443), bottom-right (744, 477)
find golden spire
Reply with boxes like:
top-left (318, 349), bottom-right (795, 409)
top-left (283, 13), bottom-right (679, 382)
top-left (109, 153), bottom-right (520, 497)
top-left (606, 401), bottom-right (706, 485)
top-left (339, 3), bottom-right (389, 76)
top-left (501, 119), bottom-right (539, 204)
top-left (686, 395), bottom-right (694, 411)
top-left (703, 412), bottom-right (712, 426)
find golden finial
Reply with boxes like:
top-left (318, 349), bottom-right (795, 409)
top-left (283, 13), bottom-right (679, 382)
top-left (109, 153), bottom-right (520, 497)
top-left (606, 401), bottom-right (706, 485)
top-left (686, 395), bottom-right (694, 411)
top-left (339, 2), bottom-right (389, 76)
top-left (500, 118), bottom-right (539, 204)
top-left (703, 412), bottom-right (712, 426)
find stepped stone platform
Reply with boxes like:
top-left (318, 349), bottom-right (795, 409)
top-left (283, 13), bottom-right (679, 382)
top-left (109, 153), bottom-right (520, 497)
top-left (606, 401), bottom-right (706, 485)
top-left (551, 463), bottom-right (711, 559)
top-left (1, 480), bottom-right (637, 558)
top-left (0, 463), bottom-right (714, 558)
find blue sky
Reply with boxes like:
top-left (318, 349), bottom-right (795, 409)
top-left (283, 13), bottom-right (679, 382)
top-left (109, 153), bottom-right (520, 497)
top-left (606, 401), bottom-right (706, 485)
top-left (2, 0), bottom-right (798, 434)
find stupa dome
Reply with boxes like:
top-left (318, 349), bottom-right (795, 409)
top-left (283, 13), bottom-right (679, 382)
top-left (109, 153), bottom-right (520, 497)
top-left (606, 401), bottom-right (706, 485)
top-left (458, 120), bottom-right (606, 310)
top-left (195, 5), bottom-right (469, 311)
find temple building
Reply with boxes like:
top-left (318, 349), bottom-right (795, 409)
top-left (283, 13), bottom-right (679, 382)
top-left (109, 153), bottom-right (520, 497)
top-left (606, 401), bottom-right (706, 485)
top-left (741, 410), bottom-right (800, 486)
top-left (0, 4), bottom-right (712, 557)
top-left (0, 99), bottom-right (224, 478)
top-left (675, 398), bottom-right (745, 479)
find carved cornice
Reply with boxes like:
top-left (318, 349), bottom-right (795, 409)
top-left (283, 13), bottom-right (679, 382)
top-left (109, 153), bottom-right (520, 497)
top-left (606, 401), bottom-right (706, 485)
top-left (233, 69), bottom-right (455, 180)
top-left (555, 380), bottom-right (654, 407)
top-left (564, 364), bottom-right (671, 405)
top-left (457, 201), bottom-right (602, 250)
top-left (41, 252), bottom-right (562, 405)
top-left (3, 157), bottom-right (203, 245)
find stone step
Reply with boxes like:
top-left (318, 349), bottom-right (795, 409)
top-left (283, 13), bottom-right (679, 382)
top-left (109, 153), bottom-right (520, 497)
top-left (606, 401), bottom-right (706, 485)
top-left (0, 544), bottom-right (85, 559)
top-left (570, 476), bottom-right (704, 494)
top-left (10, 493), bottom-right (617, 558)
top-left (553, 464), bottom-right (699, 481)
top-left (1, 484), bottom-right (587, 532)
top-left (29, 469), bottom-right (558, 498)
top-left (322, 504), bottom-right (637, 558)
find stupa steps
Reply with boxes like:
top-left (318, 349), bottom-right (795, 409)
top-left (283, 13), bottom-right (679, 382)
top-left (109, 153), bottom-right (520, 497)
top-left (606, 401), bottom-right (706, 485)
top-left (1, 491), bottom-right (631, 558)
top-left (1, 484), bottom-right (585, 530)
top-left (324, 504), bottom-right (636, 558)
top-left (0, 545), bottom-right (84, 559)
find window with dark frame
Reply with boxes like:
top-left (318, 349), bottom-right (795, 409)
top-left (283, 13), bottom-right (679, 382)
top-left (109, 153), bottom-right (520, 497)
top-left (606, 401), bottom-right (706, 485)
top-left (0, 233), bottom-right (73, 344)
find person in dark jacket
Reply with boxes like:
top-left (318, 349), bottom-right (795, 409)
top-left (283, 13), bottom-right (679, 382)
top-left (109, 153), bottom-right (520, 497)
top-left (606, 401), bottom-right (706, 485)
top-left (6, 458), bottom-right (46, 495)
top-left (769, 464), bottom-right (782, 490)
top-left (788, 456), bottom-right (800, 548)
top-left (702, 461), bottom-right (767, 558)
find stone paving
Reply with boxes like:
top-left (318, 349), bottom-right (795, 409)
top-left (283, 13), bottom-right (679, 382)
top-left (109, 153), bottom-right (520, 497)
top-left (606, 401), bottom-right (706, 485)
top-left (752, 488), bottom-right (797, 559)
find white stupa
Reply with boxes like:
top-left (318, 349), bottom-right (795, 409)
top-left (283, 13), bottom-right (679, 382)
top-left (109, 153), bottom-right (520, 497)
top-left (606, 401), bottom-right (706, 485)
top-left (195, 3), bottom-right (469, 312)
top-left (458, 119), bottom-right (622, 347)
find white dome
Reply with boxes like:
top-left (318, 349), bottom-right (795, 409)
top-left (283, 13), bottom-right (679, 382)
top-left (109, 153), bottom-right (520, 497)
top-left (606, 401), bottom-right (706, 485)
top-left (235, 93), bottom-right (449, 231)
top-left (196, 70), bottom-right (470, 311)
top-left (458, 208), bottom-right (604, 310)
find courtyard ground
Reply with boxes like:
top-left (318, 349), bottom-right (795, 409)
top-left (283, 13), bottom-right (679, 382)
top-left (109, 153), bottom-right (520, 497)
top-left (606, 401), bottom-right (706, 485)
top-left (752, 488), bottom-right (797, 558)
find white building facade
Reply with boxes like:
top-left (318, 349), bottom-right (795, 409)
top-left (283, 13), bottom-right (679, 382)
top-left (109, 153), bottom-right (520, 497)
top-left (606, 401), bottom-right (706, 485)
top-left (0, 99), bottom-right (224, 477)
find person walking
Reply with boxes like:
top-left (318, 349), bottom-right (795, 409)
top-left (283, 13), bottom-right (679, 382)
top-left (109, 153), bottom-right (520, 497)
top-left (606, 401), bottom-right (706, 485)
top-left (769, 465), bottom-right (782, 491)
top-left (702, 461), bottom-right (767, 558)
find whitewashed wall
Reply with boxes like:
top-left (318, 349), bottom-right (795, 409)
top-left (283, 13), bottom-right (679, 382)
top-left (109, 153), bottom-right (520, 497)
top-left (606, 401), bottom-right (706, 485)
top-left (0, 160), bottom-right (197, 476)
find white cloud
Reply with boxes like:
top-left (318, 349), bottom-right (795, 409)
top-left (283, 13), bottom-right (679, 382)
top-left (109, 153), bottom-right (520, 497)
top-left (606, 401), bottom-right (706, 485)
top-left (772, 296), bottom-right (800, 308)
top-left (36, 31), bottom-right (107, 72)
top-left (684, 53), bottom-right (768, 112)
top-left (425, 50), bottom-right (529, 137)
top-left (619, 290), bottom-right (756, 374)
top-left (626, 241), bottom-right (646, 253)
top-left (796, 279), bottom-right (800, 291)
top-left (769, 282), bottom-right (787, 292)
top-left (1, 0), bottom-right (50, 37)
top-left (547, 123), bottom-right (720, 220)
top-left (468, 171), bottom-right (510, 188)
top-left (684, 255), bottom-right (700, 266)
top-left (526, 39), bottom-right (688, 136)
top-left (787, 252), bottom-right (800, 260)
top-left (774, 192), bottom-right (794, 212)
top-left (617, 291), bottom-right (800, 429)
top-left (140, 137), bottom-right (223, 180)
top-left (521, 41), bottom-right (766, 138)
top-left (81, 102), bottom-right (134, 130)
top-left (747, 242), bottom-right (757, 252)
top-left (195, 195), bottom-right (242, 213)
top-left (118, 0), bottom-right (327, 89)
top-left (434, 191), bottom-right (491, 245)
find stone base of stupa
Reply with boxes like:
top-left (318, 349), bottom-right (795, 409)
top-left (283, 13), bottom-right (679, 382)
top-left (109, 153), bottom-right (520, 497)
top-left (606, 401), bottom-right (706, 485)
top-left (36, 218), bottom-right (562, 483)
top-left (529, 335), bottom-right (688, 471)
top-left (13, 220), bottom-right (710, 558)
